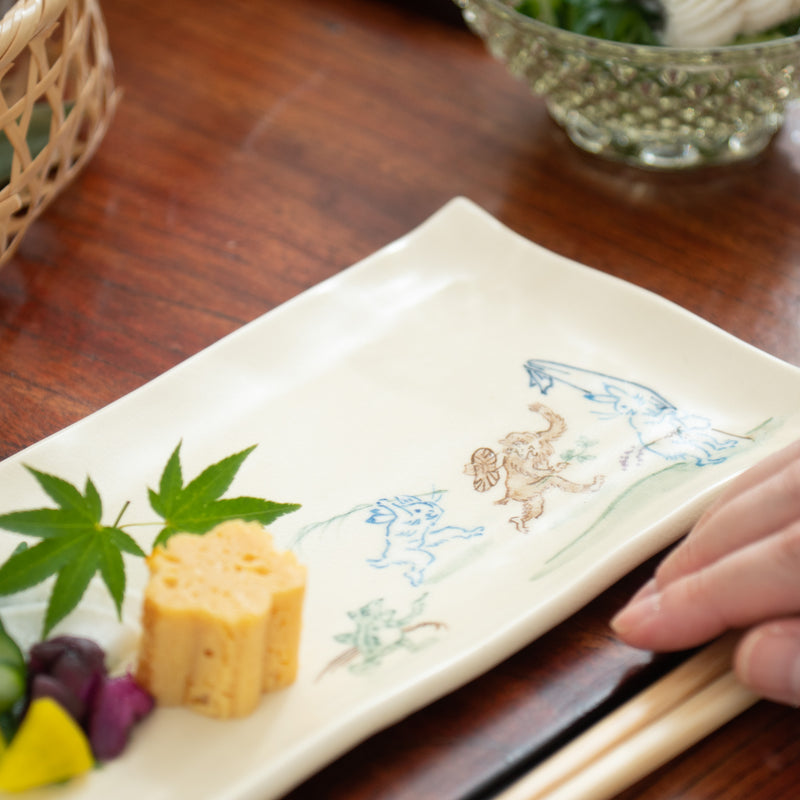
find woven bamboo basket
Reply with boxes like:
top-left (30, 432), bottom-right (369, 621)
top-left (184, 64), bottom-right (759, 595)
top-left (0, 0), bottom-right (117, 267)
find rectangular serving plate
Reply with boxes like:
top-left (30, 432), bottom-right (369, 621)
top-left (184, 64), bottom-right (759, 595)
top-left (2, 197), bottom-right (799, 800)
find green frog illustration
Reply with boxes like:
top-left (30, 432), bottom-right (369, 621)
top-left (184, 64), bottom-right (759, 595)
top-left (318, 594), bottom-right (446, 678)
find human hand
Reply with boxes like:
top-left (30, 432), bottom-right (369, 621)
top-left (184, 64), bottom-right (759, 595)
top-left (611, 439), bottom-right (800, 707)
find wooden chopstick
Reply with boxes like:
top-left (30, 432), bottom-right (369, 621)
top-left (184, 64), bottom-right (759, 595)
top-left (493, 634), bottom-right (758, 800)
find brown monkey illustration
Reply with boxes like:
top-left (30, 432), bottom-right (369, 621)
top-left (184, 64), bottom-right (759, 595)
top-left (465, 403), bottom-right (603, 532)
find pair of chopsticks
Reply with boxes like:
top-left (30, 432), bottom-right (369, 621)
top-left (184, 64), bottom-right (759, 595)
top-left (493, 634), bottom-right (758, 800)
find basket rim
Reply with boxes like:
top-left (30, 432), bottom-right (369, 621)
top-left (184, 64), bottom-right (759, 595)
top-left (0, 0), bottom-right (69, 67)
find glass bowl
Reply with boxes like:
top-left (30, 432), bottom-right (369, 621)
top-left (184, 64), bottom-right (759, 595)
top-left (455, 0), bottom-right (800, 169)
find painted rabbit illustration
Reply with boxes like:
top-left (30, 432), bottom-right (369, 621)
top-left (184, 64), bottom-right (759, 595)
top-left (366, 494), bottom-right (484, 586)
top-left (524, 359), bottom-right (745, 466)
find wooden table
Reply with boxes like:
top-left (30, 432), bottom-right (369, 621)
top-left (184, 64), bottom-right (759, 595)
top-left (2, 0), bottom-right (799, 797)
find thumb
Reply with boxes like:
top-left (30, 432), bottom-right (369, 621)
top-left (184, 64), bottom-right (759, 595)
top-left (735, 619), bottom-right (800, 707)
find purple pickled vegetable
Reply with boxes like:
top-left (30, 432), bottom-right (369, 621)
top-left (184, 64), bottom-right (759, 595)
top-left (28, 636), bottom-right (106, 677)
top-left (29, 674), bottom-right (84, 721)
top-left (88, 674), bottom-right (155, 760)
top-left (28, 636), bottom-right (107, 724)
top-left (26, 635), bottom-right (154, 761)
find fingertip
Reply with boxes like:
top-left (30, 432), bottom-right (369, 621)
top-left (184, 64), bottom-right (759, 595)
top-left (625, 577), bottom-right (658, 607)
top-left (610, 570), bottom-right (730, 651)
top-left (610, 590), bottom-right (662, 641)
top-left (736, 621), bottom-right (800, 708)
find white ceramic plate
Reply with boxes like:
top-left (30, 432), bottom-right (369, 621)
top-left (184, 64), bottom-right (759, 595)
top-left (2, 197), bottom-right (800, 800)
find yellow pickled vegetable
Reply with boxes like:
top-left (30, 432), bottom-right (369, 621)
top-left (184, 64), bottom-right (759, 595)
top-left (0, 697), bottom-right (93, 792)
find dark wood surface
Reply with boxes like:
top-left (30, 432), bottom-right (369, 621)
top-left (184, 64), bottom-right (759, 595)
top-left (1, 0), bottom-right (799, 797)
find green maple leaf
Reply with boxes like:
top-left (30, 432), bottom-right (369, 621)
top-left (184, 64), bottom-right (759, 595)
top-left (148, 442), bottom-right (301, 548)
top-left (0, 468), bottom-right (145, 638)
top-left (0, 443), bottom-right (301, 640)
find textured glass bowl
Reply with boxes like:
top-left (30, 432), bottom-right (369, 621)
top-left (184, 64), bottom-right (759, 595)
top-left (456, 0), bottom-right (800, 169)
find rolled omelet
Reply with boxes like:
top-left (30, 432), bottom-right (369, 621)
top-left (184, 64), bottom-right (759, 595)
top-left (136, 520), bottom-right (306, 718)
